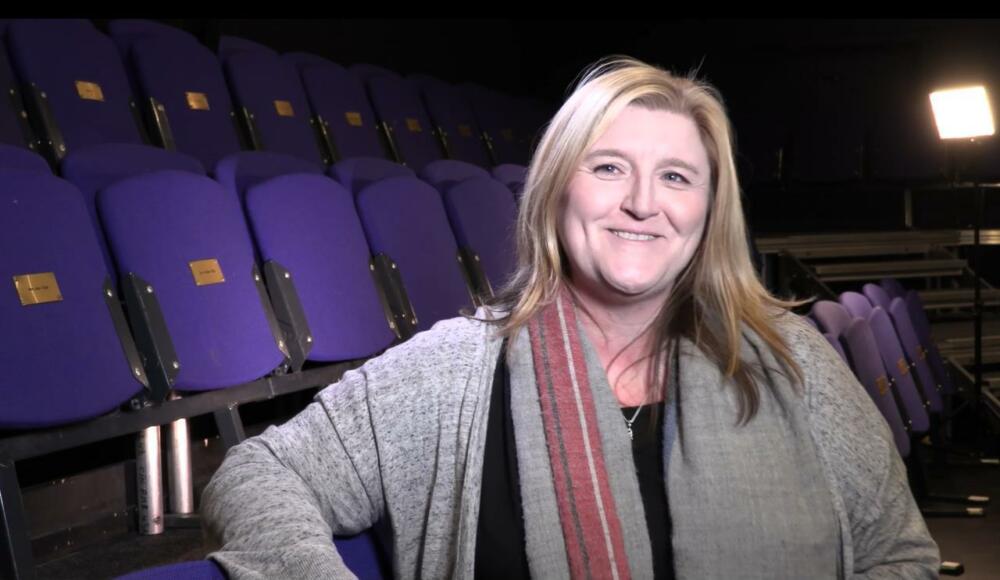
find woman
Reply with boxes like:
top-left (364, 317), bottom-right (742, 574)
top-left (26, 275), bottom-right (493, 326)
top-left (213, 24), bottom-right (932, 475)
top-left (202, 57), bottom-right (939, 578)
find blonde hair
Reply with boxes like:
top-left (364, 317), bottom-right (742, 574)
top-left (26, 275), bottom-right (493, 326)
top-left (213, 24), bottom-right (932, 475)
top-left (491, 56), bottom-right (801, 423)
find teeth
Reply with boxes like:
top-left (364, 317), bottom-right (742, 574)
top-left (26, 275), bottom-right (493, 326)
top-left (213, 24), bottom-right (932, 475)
top-left (611, 230), bottom-right (656, 241)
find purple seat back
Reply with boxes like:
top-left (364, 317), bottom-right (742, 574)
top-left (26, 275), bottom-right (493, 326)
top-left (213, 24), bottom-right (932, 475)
top-left (880, 277), bottom-right (907, 298)
top-left (841, 318), bottom-right (911, 457)
top-left (223, 51), bottom-right (326, 166)
top-left (7, 20), bottom-right (144, 151)
top-left (460, 83), bottom-right (525, 165)
top-left (245, 174), bottom-right (395, 361)
top-left (115, 560), bottom-right (227, 580)
top-left (350, 62), bottom-right (399, 82)
top-left (108, 19), bottom-right (200, 57)
top-left (839, 291), bottom-right (873, 319)
top-left (0, 144), bottom-right (50, 174)
top-left (810, 300), bottom-right (853, 336)
top-left (0, 40), bottom-right (29, 148)
top-left (330, 157), bottom-right (414, 193)
top-left (867, 307), bottom-right (930, 434)
top-left (441, 176), bottom-right (518, 291)
top-left (418, 159), bottom-right (490, 192)
top-left (127, 33), bottom-right (243, 169)
top-left (862, 283), bottom-right (892, 310)
top-left (283, 51), bottom-right (332, 70)
top-left (296, 58), bottom-right (386, 160)
top-left (98, 171), bottom-right (285, 390)
top-left (0, 171), bottom-right (142, 428)
top-left (218, 35), bottom-right (277, 59)
top-left (904, 290), bottom-right (955, 395)
top-left (888, 297), bottom-right (944, 413)
top-left (491, 164), bottom-right (528, 190)
top-left (365, 75), bottom-right (442, 171)
top-left (213, 150), bottom-right (323, 199)
top-left (822, 331), bottom-right (848, 363)
top-left (410, 74), bottom-right (491, 167)
top-left (355, 177), bottom-right (472, 331)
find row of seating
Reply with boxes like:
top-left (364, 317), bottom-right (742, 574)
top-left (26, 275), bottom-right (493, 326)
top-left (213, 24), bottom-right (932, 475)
top-left (808, 279), bottom-right (989, 518)
top-left (0, 18), bottom-right (527, 580)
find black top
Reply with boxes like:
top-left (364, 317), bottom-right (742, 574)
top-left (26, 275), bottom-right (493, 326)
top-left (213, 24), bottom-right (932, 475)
top-left (475, 347), bottom-right (674, 579)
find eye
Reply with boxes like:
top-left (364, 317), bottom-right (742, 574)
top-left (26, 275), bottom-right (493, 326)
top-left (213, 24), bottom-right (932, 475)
top-left (593, 163), bottom-right (623, 176)
top-left (662, 171), bottom-right (691, 185)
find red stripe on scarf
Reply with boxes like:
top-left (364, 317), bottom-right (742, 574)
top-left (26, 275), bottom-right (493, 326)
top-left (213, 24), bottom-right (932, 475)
top-left (530, 295), bottom-right (630, 580)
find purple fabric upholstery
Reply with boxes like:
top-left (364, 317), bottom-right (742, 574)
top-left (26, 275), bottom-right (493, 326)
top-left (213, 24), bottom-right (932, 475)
top-left (460, 83), bottom-right (525, 165)
top-left (822, 331), bottom-right (847, 363)
top-left (98, 171), bottom-right (284, 391)
top-left (365, 75), bottom-right (442, 171)
top-left (355, 177), bottom-right (472, 331)
top-left (879, 277), bottom-right (907, 298)
top-left (810, 300), bottom-right (853, 336)
top-left (349, 63), bottom-right (399, 82)
top-left (329, 157), bottom-right (414, 193)
top-left (108, 19), bottom-right (199, 57)
top-left (245, 174), bottom-right (395, 361)
top-left (283, 51), bottom-right (333, 70)
top-left (296, 57), bottom-right (386, 160)
top-left (213, 150), bottom-right (323, 199)
top-left (127, 34), bottom-right (242, 169)
top-left (409, 74), bottom-right (492, 167)
top-left (867, 307), bottom-right (930, 434)
top-left (115, 560), bottom-right (227, 580)
top-left (441, 176), bottom-right (517, 290)
top-left (61, 143), bottom-right (205, 202)
top-left (862, 282), bottom-right (892, 310)
top-left (223, 51), bottom-right (325, 166)
top-left (218, 35), bottom-right (277, 59)
top-left (904, 290), bottom-right (955, 395)
top-left (7, 20), bottom-right (143, 151)
top-left (839, 291), bottom-right (873, 320)
top-left (0, 171), bottom-right (142, 428)
top-left (491, 164), bottom-right (528, 190)
top-left (888, 297), bottom-right (945, 414)
top-left (841, 319), bottom-right (911, 457)
top-left (418, 159), bottom-right (490, 192)
top-left (0, 144), bottom-right (50, 174)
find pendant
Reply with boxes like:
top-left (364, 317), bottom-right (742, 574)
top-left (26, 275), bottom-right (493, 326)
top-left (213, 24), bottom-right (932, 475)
top-left (626, 421), bottom-right (634, 441)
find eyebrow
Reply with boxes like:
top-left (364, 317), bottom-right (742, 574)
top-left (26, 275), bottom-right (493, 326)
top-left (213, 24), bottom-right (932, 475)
top-left (584, 149), bottom-right (702, 177)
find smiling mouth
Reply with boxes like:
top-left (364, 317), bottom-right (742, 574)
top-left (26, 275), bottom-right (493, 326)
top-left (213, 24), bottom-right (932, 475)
top-left (610, 229), bottom-right (659, 241)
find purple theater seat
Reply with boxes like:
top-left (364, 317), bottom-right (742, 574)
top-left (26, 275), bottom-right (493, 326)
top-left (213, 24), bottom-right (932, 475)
top-left (839, 291), bottom-right (873, 320)
top-left (293, 56), bottom-right (386, 160)
top-left (329, 157), bottom-right (414, 193)
top-left (0, 39), bottom-right (30, 149)
top-left (218, 35), bottom-right (277, 59)
top-left (841, 319), bottom-right (911, 457)
top-left (283, 51), bottom-right (332, 70)
top-left (867, 307), bottom-right (930, 435)
top-left (223, 51), bottom-right (326, 166)
top-left (355, 176), bottom-right (473, 331)
top-left (0, 171), bottom-right (142, 427)
top-left (61, 143), bottom-right (205, 204)
top-left (419, 159), bottom-right (490, 192)
top-left (888, 297), bottom-right (945, 414)
top-left (0, 144), bottom-right (50, 174)
top-left (810, 300), bottom-right (853, 336)
top-left (350, 62), bottom-right (400, 82)
top-left (126, 33), bottom-right (243, 169)
top-left (364, 75), bottom-right (443, 171)
top-left (409, 74), bottom-right (492, 168)
top-left (492, 163), bottom-right (528, 190)
top-left (441, 176), bottom-right (518, 291)
top-left (214, 150), bottom-right (324, 199)
top-left (460, 83), bottom-right (525, 165)
top-left (904, 290), bottom-right (955, 395)
top-left (863, 282), bottom-right (893, 310)
top-left (115, 560), bottom-right (227, 580)
top-left (7, 20), bottom-right (144, 152)
top-left (880, 277), bottom-right (907, 298)
top-left (245, 174), bottom-right (396, 361)
top-left (98, 171), bottom-right (285, 391)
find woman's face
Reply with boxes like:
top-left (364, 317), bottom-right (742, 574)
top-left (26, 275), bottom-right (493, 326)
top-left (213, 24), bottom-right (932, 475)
top-left (559, 105), bottom-right (711, 306)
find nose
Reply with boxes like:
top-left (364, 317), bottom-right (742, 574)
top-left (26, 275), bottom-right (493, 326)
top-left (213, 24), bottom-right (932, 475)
top-left (621, 173), bottom-right (657, 220)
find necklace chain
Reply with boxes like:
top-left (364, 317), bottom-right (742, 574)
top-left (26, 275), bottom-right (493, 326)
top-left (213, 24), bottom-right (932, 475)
top-left (623, 405), bottom-right (643, 441)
